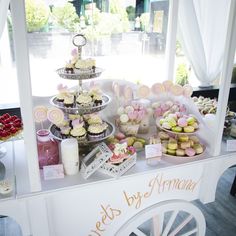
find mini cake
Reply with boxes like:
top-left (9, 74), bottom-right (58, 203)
top-left (87, 123), bottom-right (108, 141)
top-left (76, 93), bottom-right (93, 107)
top-left (65, 62), bottom-right (74, 74)
top-left (70, 126), bottom-right (86, 140)
top-left (63, 94), bottom-right (74, 108)
top-left (75, 58), bottom-right (96, 71)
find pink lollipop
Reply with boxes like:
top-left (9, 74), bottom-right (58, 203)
top-left (47, 108), bottom-right (64, 125)
top-left (33, 106), bottom-right (48, 123)
top-left (151, 83), bottom-right (165, 94)
top-left (183, 84), bottom-right (193, 97)
top-left (162, 80), bottom-right (173, 91)
top-left (137, 85), bottom-right (150, 98)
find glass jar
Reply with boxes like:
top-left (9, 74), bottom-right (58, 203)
top-left (36, 129), bottom-right (59, 169)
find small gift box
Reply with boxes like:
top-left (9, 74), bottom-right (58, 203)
top-left (99, 143), bottom-right (137, 177)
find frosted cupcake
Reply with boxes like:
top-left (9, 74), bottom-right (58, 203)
top-left (87, 123), bottom-right (108, 141)
top-left (64, 94), bottom-right (74, 108)
top-left (92, 93), bottom-right (103, 106)
top-left (70, 126), bottom-right (86, 140)
top-left (76, 93), bottom-right (93, 107)
top-left (60, 126), bottom-right (71, 138)
top-left (87, 114), bottom-right (103, 125)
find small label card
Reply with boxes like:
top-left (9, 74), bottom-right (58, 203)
top-left (43, 164), bottom-right (64, 180)
top-left (145, 144), bottom-right (162, 159)
top-left (226, 139), bottom-right (236, 152)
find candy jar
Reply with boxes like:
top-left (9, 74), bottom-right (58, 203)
top-left (36, 129), bottom-right (59, 169)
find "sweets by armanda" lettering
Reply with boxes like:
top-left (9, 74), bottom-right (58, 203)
top-left (123, 173), bottom-right (200, 209)
top-left (88, 173), bottom-right (201, 235)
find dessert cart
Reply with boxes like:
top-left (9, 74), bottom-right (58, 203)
top-left (0, 0), bottom-right (236, 235)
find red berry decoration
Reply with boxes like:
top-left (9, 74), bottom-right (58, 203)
top-left (0, 113), bottom-right (23, 140)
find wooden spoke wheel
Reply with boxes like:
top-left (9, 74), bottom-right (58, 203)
top-left (115, 200), bottom-right (206, 236)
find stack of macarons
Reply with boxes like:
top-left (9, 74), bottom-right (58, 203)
top-left (157, 112), bottom-right (199, 133)
top-left (158, 131), bottom-right (204, 157)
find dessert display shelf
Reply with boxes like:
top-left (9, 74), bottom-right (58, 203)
top-left (50, 94), bottom-right (111, 115)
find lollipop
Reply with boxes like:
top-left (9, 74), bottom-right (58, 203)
top-left (183, 84), bottom-right (193, 97)
top-left (170, 84), bottom-right (184, 96)
top-left (151, 83), bottom-right (165, 94)
top-left (137, 85), bottom-right (150, 98)
top-left (162, 80), bottom-right (173, 92)
top-left (33, 106), bottom-right (48, 123)
top-left (124, 86), bottom-right (133, 101)
top-left (47, 108), bottom-right (64, 125)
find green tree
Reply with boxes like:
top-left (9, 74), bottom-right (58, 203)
top-left (175, 63), bottom-right (189, 86)
top-left (25, 0), bottom-right (49, 32)
top-left (126, 6), bottom-right (135, 21)
top-left (52, 3), bottom-right (79, 32)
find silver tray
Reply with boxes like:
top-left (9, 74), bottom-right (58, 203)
top-left (49, 121), bottom-right (115, 146)
top-left (50, 94), bottom-right (111, 114)
top-left (56, 67), bottom-right (103, 80)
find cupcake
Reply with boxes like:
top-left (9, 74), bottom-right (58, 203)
top-left (87, 123), bottom-right (108, 141)
top-left (56, 93), bottom-right (65, 103)
top-left (70, 126), bottom-right (86, 140)
top-left (60, 126), bottom-right (71, 138)
top-left (64, 94), bottom-right (74, 108)
top-left (87, 114), bottom-right (103, 125)
top-left (76, 93), bottom-right (93, 107)
top-left (65, 62), bottom-right (74, 74)
top-left (93, 94), bottom-right (103, 106)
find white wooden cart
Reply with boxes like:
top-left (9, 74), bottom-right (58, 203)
top-left (0, 0), bottom-right (236, 235)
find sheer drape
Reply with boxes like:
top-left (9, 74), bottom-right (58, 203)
top-left (178, 0), bottom-right (231, 86)
top-left (0, 0), bottom-right (10, 39)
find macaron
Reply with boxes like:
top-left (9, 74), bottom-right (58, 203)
top-left (185, 148), bottom-right (196, 157)
top-left (193, 144), bottom-right (204, 154)
top-left (189, 136), bottom-right (200, 143)
top-left (171, 126), bottom-right (182, 133)
top-left (177, 117), bottom-right (188, 127)
top-left (180, 141), bottom-right (191, 149)
top-left (167, 148), bottom-right (176, 155)
top-left (178, 134), bottom-right (189, 142)
top-left (184, 126), bottom-right (195, 133)
top-left (187, 116), bottom-right (196, 125)
top-left (166, 117), bottom-right (177, 127)
top-left (159, 131), bottom-right (169, 140)
top-left (176, 148), bottom-right (185, 156)
top-left (168, 140), bottom-right (178, 150)
top-left (162, 122), bottom-right (171, 130)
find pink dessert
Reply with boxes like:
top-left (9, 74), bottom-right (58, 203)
top-left (185, 147), bottom-right (196, 157)
top-left (177, 117), bottom-right (188, 127)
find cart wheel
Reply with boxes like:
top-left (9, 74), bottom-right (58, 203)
top-left (115, 200), bottom-right (206, 236)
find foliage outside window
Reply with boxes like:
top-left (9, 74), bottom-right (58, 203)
top-left (25, 0), bottom-right (49, 32)
top-left (52, 3), bottom-right (79, 32)
top-left (175, 63), bottom-right (189, 86)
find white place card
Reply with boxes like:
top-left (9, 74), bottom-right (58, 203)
top-left (226, 139), bottom-right (236, 152)
top-left (43, 164), bottom-right (64, 180)
top-left (145, 144), bottom-right (162, 159)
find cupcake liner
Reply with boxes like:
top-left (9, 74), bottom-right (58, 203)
top-left (87, 132), bottom-right (105, 141)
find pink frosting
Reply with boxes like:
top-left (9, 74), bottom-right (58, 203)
top-left (72, 118), bottom-right (84, 127)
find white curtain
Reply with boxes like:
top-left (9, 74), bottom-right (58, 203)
top-left (178, 0), bottom-right (231, 86)
top-left (0, 0), bottom-right (10, 39)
